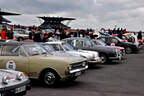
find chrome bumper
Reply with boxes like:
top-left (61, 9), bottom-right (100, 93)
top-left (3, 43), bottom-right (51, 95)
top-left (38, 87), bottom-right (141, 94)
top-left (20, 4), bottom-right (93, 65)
top-left (69, 65), bottom-right (88, 74)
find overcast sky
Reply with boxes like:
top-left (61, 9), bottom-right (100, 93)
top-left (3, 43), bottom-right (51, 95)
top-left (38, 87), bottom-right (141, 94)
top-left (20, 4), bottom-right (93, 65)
top-left (1, 0), bottom-right (144, 31)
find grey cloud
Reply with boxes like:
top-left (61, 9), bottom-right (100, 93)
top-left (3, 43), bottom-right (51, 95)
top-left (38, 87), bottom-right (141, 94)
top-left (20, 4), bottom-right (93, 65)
top-left (1, 0), bottom-right (144, 31)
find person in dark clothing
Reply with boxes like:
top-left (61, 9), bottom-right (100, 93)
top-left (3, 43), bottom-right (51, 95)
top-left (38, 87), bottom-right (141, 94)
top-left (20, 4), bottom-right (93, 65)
top-left (137, 31), bottom-right (142, 40)
top-left (108, 29), bottom-right (112, 35)
top-left (117, 28), bottom-right (123, 39)
top-left (29, 31), bottom-right (33, 39)
top-left (60, 31), bottom-right (67, 40)
top-left (33, 31), bottom-right (42, 42)
top-left (112, 28), bottom-right (116, 34)
top-left (8, 28), bottom-right (14, 39)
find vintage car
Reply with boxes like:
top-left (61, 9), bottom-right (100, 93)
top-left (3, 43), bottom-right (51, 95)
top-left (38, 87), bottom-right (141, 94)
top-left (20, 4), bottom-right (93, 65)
top-left (98, 36), bottom-right (140, 54)
top-left (13, 29), bottom-right (29, 41)
top-left (92, 39), bottom-right (126, 57)
top-left (0, 69), bottom-right (31, 96)
top-left (0, 42), bottom-right (88, 86)
top-left (41, 41), bottom-right (101, 65)
top-left (63, 37), bottom-right (122, 63)
top-left (123, 33), bottom-right (143, 46)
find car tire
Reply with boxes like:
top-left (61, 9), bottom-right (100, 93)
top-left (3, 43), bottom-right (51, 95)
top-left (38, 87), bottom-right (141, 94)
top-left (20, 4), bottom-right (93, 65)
top-left (125, 47), bottom-right (132, 54)
top-left (41, 70), bottom-right (60, 86)
top-left (100, 54), bottom-right (107, 64)
top-left (18, 37), bottom-right (24, 41)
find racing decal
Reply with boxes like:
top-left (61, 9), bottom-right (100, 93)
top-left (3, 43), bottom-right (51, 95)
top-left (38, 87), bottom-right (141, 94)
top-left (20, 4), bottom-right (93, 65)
top-left (6, 60), bottom-right (16, 70)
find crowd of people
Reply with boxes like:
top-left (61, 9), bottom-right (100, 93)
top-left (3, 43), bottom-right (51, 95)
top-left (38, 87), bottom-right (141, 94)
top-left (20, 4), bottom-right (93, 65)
top-left (0, 24), bottom-right (143, 43)
top-left (0, 26), bottom-right (14, 39)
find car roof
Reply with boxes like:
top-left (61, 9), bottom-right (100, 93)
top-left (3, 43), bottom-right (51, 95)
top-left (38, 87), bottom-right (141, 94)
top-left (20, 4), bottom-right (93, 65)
top-left (63, 37), bottom-right (88, 40)
top-left (45, 41), bottom-right (64, 44)
top-left (0, 42), bottom-right (38, 46)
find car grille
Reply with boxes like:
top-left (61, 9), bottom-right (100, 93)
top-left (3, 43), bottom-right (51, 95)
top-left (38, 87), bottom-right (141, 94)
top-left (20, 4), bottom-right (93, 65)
top-left (71, 62), bottom-right (84, 70)
top-left (121, 49), bottom-right (126, 56)
top-left (116, 50), bottom-right (121, 57)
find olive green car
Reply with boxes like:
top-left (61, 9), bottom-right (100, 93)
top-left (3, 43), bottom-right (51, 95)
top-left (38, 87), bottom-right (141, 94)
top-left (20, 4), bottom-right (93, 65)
top-left (0, 42), bottom-right (88, 86)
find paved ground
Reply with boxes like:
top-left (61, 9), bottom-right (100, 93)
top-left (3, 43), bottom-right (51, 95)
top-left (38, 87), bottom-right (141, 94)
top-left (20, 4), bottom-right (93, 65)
top-left (27, 51), bottom-right (144, 96)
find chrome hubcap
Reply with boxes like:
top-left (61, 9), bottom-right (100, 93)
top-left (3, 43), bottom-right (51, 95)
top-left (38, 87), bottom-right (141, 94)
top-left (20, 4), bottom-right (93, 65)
top-left (44, 72), bottom-right (55, 85)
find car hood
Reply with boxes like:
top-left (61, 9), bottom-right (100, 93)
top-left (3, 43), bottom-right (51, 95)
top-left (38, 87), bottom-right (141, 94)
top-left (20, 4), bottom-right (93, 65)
top-left (50, 51), bottom-right (81, 57)
top-left (107, 46), bottom-right (124, 50)
top-left (40, 55), bottom-right (87, 64)
top-left (0, 69), bottom-right (17, 81)
top-left (67, 51), bottom-right (94, 60)
top-left (78, 50), bottom-right (99, 56)
top-left (92, 45), bottom-right (116, 52)
top-left (0, 69), bottom-right (29, 88)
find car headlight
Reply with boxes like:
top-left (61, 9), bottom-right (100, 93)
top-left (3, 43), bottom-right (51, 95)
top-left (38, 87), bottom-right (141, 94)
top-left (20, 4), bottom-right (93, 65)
top-left (68, 65), bottom-right (72, 70)
top-left (2, 76), bottom-right (9, 84)
top-left (82, 62), bottom-right (86, 67)
top-left (17, 72), bottom-right (24, 80)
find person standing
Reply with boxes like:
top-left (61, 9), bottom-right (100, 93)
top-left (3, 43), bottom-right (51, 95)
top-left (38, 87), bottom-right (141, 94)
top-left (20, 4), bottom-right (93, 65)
top-left (1, 28), bottom-right (6, 39)
top-left (137, 31), bottom-right (142, 40)
top-left (7, 28), bottom-right (14, 39)
top-left (33, 31), bottom-right (42, 42)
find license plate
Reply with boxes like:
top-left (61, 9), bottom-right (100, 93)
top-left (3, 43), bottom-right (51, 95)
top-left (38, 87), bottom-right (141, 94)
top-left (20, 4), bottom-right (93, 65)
top-left (75, 71), bottom-right (81, 76)
top-left (15, 86), bottom-right (26, 94)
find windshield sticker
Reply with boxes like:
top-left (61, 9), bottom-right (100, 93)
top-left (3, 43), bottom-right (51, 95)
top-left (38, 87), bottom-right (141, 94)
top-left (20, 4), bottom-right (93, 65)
top-left (6, 60), bottom-right (16, 70)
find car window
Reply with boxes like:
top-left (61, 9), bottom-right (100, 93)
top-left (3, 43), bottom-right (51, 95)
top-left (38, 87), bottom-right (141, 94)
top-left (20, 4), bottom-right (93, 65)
top-left (100, 38), bottom-right (106, 42)
top-left (23, 44), bottom-right (47, 56)
top-left (43, 44), bottom-right (55, 52)
top-left (111, 38), bottom-right (118, 44)
top-left (1, 45), bottom-right (20, 56)
top-left (20, 47), bottom-right (27, 57)
top-left (75, 40), bottom-right (84, 47)
top-left (65, 40), bottom-right (74, 46)
top-left (50, 44), bottom-right (64, 51)
top-left (62, 43), bottom-right (74, 51)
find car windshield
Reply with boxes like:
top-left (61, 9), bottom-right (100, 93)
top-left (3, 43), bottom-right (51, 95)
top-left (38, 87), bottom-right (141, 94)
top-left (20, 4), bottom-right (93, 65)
top-left (23, 43), bottom-right (47, 56)
top-left (96, 40), bottom-right (107, 46)
top-left (49, 44), bottom-right (64, 51)
top-left (86, 38), bottom-right (96, 46)
top-left (42, 44), bottom-right (55, 52)
top-left (62, 43), bottom-right (75, 51)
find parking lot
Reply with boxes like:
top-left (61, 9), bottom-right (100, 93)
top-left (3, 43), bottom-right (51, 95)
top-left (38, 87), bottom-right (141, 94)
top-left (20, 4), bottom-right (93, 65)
top-left (27, 51), bottom-right (144, 96)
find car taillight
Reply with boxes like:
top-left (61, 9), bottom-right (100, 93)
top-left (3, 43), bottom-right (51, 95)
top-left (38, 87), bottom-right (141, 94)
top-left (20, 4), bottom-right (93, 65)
top-left (85, 62), bottom-right (88, 68)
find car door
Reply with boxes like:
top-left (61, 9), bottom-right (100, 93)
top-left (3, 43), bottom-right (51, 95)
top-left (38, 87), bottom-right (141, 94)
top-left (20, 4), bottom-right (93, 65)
top-left (0, 45), bottom-right (29, 73)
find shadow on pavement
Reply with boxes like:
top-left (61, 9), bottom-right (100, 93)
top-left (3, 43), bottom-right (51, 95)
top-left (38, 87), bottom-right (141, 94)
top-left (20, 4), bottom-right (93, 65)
top-left (30, 78), bottom-right (85, 89)
top-left (88, 65), bottom-right (104, 70)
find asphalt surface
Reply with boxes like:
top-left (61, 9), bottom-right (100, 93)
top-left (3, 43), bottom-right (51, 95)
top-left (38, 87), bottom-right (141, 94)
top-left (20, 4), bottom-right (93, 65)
top-left (27, 50), bottom-right (144, 96)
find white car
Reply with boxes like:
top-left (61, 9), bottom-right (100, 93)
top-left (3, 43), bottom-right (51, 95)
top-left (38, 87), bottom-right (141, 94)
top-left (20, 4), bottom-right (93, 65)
top-left (42, 41), bottom-right (101, 65)
top-left (0, 69), bottom-right (31, 96)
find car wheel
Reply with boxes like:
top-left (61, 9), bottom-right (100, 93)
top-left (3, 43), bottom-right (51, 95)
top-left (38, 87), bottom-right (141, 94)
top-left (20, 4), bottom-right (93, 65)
top-left (100, 54), bottom-right (107, 63)
top-left (41, 70), bottom-right (59, 86)
top-left (125, 47), bottom-right (132, 54)
top-left (18, 37), bottom-right (24, 41)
